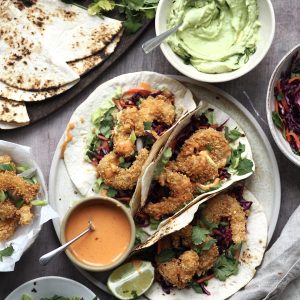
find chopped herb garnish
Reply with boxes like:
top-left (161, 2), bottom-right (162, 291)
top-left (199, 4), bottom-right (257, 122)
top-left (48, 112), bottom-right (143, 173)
top-left (135, 227), bottom-right (150, 245)
top-left (119, 157), bottom-right (132, 169)
top-left (205, 110), bottom-right (216, 125)
top-left (213, 254), bottom-right (239, 281)
top-left (0, 191), bottom-right (7, 202)
top-left (129, 131), bottom-right (137, 144)
top-left (192, 226), bottom-right (210, 245)
top-left (143, 121), bottom-right (152, 130)
top-left (0, 245), bottom-right (14, 262)
top-left (150, 217), bottom-right (160, 230)
top-left (225, 126), bottom-right (243, 142)
top-left (107, 186), bottom-right (118, 198)
top-left (31, 200), bottom-right (48, 206)
top-left (153, 148), bottom-right (172, 177)
top-left (236, 158), bottom-right (254, 175)
top-left (15, 199), bottom-right (24, 209)
top-left (229, 142), bottom-right (253, 175)
top-left (206, 144), bottom-right (212, 152)
top-left (156, 248), bottom-right (176, 263)
top-left (190, 281), bottom-right (203, 294)
top-left (272, 111), bottom-right (283, 129)
top-left (93, 178), bottom-right (103, 193)
top-left (201, 238), bottom-right (217, 251)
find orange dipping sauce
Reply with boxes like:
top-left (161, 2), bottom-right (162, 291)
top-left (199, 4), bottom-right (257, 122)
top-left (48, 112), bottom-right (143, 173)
top-left (65, 200), bottom-right (132, 267)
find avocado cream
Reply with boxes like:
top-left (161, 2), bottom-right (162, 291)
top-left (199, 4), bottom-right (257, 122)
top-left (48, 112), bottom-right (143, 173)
top-left (167, 0), bottom-right (260, 74)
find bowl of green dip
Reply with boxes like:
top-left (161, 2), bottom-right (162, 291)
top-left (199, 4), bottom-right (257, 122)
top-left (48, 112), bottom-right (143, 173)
top-left (156, 0), bottom-right (275, 82)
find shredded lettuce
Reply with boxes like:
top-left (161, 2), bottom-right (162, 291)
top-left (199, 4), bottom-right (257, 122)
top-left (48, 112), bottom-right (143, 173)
top-left (153, 148), bottom-right (172, 178)
top-left (92, 98), bottom-right (115, 127)
top-left (31, 200), bottom-right (48, 206)
top-left (0, 163), bottom-right (15, 171)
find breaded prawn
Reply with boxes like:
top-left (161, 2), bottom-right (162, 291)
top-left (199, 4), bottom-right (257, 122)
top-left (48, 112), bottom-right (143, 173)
top-left (17, 204), bottom-right (33, 225)
top-left (0, 172), bottom-right (40, 203)
top-left (158, 250), bottom-right (199, 289)
top-left (197, 242), bottom-right (219, 276)
top-left (202, 193), bottom-right (246, 244)
top-left (97, 148), bottom-right (149, 190)
top-left (0, 218), bottom-right (18, 241)
top-left (145, 169), bottom-right (194, 220)
top-left (0, 200), bottom-right (17, 220)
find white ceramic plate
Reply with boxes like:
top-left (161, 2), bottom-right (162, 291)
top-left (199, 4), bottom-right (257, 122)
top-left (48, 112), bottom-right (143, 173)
top-left (5, 276), bottom-right (98, 300)
top-left (155, 0), bottom-right (275, 83)
top-left (266, 43), bottom-right (300, 167)
top-left (48, 76), bottom-right (281, 296)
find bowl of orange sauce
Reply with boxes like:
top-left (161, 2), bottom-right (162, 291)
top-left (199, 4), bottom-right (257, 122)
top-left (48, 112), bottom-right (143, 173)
top-left (60, 197), bottom-right (136, 272)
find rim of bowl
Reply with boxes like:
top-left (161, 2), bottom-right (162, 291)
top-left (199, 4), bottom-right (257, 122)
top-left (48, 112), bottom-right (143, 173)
top-left (266, 43), bottom-right (300, 167)
top-left (155, 0), bottom-right (275, 83)
top-left (60, 196), bottom-right (136, 272)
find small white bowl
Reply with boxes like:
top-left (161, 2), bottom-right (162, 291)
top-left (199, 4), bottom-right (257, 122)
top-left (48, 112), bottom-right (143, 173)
top-left (266, 44), bottom-right (300, 167)
top-left (155, 0), bottom-right (275, 83)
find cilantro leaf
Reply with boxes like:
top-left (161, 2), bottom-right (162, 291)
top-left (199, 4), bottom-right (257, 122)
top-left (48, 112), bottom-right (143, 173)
top-left (124, 17), bottom-right (142, 33)
top-left (88, 0), bottom-right (115, 15)
top-left (107, 187), bottom-right (118, 197)
top-left (156, 249), bottom-right (175, 263)
top-left (150, 217), bottom-right (160, 230)
top-left (129, 131), bottom-right (137, 143)
top-left (190, 281), bottom-right (203, 294)
top-left (272, 111), bottom-right (283, 129)
top-left (0, 245), bottom-right (14, 262)
top-left (192, 226), bottom-right (210, 245)
top-left (153, 148), bottom-right (172, 177)
top-left (135, 227), bottom-right (150, 245)
top-left (237, 158), bottom-right (253, 175)
top-left (119, 157), bottom-right (132, 169)
top-left (15, 199), bottom-right (24, 209)
top-left (143, 121), bottom-right (152, 130)
top-left (213, 255), bottom-right (239, 281)
top-left (201, 238), bottom-right (216, 251)
top-left (225, 127), bottom-right (243, 142)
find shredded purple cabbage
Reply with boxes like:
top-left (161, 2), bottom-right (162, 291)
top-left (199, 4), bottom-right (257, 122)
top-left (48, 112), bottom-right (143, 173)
top-left (213, 224), bottom-right (232, 254)
top-left (231, 184), bottom-right (252, 211)
top-left (218, 168), bottom-right (231, 180)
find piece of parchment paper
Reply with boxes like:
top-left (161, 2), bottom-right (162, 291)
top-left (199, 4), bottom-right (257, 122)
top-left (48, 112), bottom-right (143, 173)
top-left (0, 140), bottom-right (58, 271)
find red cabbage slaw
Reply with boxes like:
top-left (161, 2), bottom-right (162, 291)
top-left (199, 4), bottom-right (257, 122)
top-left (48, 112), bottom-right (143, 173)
top-left (272, 52), bottom-right (300, 155)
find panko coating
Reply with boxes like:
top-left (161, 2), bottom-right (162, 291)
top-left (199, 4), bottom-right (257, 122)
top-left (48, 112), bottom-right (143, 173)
top-left (17, 205), bottom-right (33, 225)
top-left (0, 200), bottom-right (17, 220)
top-left (0, 172), bottom-right (40, 203)
top-left (97, 148), bottom-right (149, 190)
top-left (197, 243), bottom-right (219, 276)
top-left (158, 250), bottom-right (199, 289)
top-left (0, 218), bottom-right (18, 241)
top-left (170, 225), bottom-right (193, 249)
top-left (144, 169), bottom-right (194, 220)
top-left (202, 193), bottom-right (246, 244)
top-left (177, 128), bottom-right (231, 169)
top-left (0, 155), bottom-right (13, 164)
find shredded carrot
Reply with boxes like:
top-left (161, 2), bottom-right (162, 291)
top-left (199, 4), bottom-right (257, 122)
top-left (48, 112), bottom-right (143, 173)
top-left (286, 128), bottom-right (291, 142)
top-left (196, 274), bottom-right (214, 284)
top-left (274, 100), bottom-right (279, 113)
top-left (287, 131), bottom-right (300, 151)
top-left (288, 77), bottom-right (300, 84)
top-left (123, 88), bottom-right (151, 97)
top-left (282, 97), bottom-right (289, 112)
top-left (139, 82), bottom-right (152, 91)
top-left (276, 80), bottom-right (282, 92)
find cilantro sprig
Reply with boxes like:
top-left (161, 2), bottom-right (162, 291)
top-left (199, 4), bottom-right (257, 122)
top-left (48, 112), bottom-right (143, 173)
top-left (0, 245), bottom-right (14, 262)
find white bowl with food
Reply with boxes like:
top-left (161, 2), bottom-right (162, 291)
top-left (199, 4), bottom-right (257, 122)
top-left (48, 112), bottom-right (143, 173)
top-left (155, 0), bottom-right (275, 83)
top-left (266, 44), bottom-right (300, 167)
top-left (5, 276), bottom-right (97, 300)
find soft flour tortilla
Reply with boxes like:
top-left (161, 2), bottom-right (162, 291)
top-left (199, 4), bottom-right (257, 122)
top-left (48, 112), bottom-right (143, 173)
top-left (0, 28), bottom-right (123, 102)
top-left (63, 72), bottom-right (196, 209)
top-left (0, 2), bottom-right (79, 91)
top-left (13, 0), bottom-right (123, 62)
top-left (145, 190), bottom-right (268, 300)
top-left (69, 30), bottom-right (123, 76)
top-left (0, 99), bottom-right (29, 125)
top-left (136, 102), bottom-right (255, 243)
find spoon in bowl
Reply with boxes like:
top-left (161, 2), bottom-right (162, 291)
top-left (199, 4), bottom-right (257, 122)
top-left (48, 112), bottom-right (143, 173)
top-left (142, 22), bottom-right (182, 54)
top-left (39, 220), bottom-right (95, 266)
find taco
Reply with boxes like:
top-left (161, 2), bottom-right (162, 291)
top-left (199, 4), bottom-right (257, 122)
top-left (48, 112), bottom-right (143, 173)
top-left (63, 72), bottom-right (196, 209)
top-left (135, 102), bottom-right (255, 235)
top-left (143, 185), bottom-right (267, 299)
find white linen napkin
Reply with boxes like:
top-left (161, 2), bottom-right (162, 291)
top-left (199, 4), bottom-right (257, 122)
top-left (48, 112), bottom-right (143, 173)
top-left (231, 205), bottom-right (300, 300)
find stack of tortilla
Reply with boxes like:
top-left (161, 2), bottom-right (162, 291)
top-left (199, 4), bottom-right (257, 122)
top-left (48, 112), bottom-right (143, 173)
top-left (0, 0), bottom-right (123, 129)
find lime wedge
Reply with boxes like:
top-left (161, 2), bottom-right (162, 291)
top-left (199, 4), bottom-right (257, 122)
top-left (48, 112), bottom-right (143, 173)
top-left (107, 260), bottom-right (154, 300)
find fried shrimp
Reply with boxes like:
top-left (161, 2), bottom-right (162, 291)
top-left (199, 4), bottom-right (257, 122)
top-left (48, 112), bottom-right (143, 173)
top-left (0, 200), bottom-right (17, 220)
top-left (197, 243), bottom-right (219, 276)
top-left (0, 172), bottom-right (40, 203)
top-left (17, 204), bottom-right (33, 225)
top-left (97, 148), bottom-right (149, 190)
top-left (158, 250), bottom-right (199, 289)
top-left (0, 218), bottom-right (18, 241)
top-left (135, 95), bottom-right (176, 135)
top-left (177, 128), bottom-right (231, 169)
top-left (113, 107), bottom-right (139, 157)
top-left (144, 169), bottom-right (194, 220)
top-left (202, 193), bottom-right (246, 244)
top-left (170, 225), bottom-right (193, 249)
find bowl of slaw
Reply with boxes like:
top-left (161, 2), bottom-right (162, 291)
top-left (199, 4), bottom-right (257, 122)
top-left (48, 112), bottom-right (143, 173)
top-left (266, 43), bottom-right (300, 167)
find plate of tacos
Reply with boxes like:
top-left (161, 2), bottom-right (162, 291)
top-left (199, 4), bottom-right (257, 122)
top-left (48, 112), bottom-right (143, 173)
top-left (49, 72), bottom-right (280, 299)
